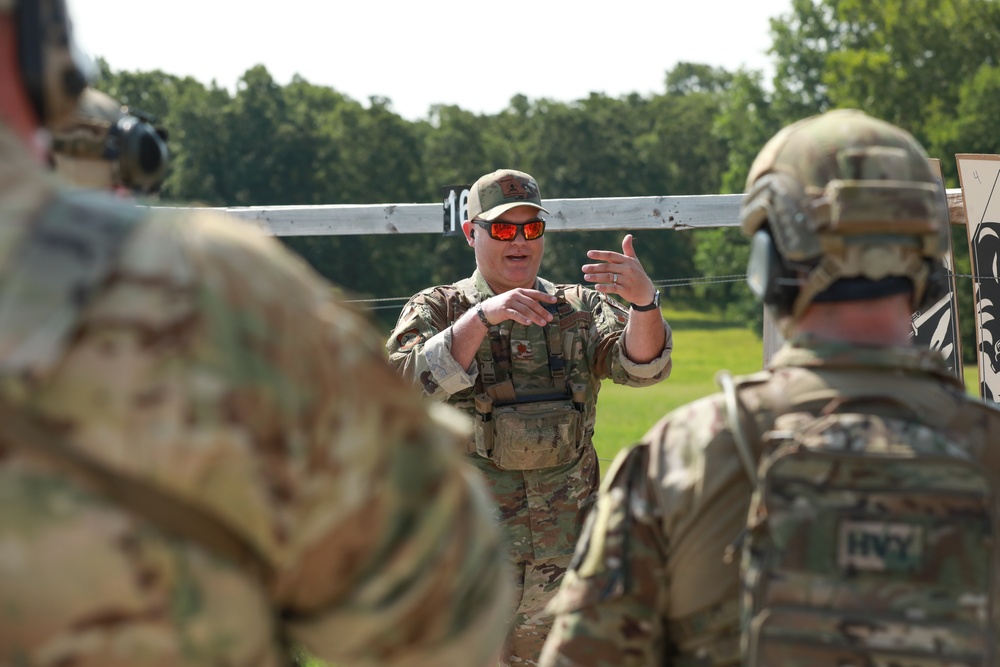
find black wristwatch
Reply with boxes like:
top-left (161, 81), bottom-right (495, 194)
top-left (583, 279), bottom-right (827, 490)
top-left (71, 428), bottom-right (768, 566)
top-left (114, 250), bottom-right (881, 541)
top-left (630, 289), bottom-right (661, 312)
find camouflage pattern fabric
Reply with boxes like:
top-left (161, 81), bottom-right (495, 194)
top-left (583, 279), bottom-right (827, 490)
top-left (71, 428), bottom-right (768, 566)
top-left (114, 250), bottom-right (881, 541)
top-left (0, 125), bottom-right (511, 667)
top-left (740, 410), bottom-right (994, 667)
top-left (540, 335), bottom-right (1000, 667)
top-left (386, 268), bottom-right (672, 665)
top-left (504, 554), bottom-right (575, 665)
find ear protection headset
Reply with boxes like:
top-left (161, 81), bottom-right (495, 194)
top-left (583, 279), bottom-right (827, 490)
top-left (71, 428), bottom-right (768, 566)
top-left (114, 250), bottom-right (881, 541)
top-left (50, 88), bottom-right (170, 194)
top-left (745, 227), bottom-right (799, 317)
top-left (13, 0), bottom-right (92, 127)
top-left (112, 109), bottom-right (169, 193)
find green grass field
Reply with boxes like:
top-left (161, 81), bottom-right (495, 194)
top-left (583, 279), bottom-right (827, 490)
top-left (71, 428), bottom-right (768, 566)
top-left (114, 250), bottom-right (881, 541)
top-left (591, 306), bottom-right (764, 475)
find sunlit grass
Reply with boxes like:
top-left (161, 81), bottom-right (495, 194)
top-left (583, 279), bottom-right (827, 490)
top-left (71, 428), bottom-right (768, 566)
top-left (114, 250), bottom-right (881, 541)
top-left (592, 306), bottom-right (763, 475)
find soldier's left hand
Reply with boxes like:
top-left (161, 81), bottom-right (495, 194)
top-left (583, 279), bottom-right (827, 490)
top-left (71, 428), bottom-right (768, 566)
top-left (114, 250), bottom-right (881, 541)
top-left (582, 234), bottom-right (657, 306)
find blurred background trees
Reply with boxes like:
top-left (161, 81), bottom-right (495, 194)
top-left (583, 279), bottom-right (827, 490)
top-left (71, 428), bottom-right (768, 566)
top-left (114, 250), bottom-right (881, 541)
top-left (93, 0), bottom-right (1000, 361)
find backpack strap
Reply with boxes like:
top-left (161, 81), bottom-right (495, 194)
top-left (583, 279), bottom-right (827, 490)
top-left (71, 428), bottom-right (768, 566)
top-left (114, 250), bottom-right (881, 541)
top-left (543, 288), bottom-right (567, 383)
top-left (715, 370), bottom-right (759, 485)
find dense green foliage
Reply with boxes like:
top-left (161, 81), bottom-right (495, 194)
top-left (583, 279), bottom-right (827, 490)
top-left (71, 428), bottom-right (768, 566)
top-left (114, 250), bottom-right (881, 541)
top-left (93, 0), bottom-right (1000, 361)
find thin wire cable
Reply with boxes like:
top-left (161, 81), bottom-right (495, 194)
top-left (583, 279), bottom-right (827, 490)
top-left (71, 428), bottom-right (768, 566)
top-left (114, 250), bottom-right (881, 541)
top-left (345, 273), bottom-right (751, 308)
top-left (343, 270), bottom-right (972, 309)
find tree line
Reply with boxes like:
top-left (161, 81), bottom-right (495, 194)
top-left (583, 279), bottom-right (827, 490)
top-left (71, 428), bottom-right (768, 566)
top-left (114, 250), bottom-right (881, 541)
top-left (94, 0), bottom-right (1000, 362)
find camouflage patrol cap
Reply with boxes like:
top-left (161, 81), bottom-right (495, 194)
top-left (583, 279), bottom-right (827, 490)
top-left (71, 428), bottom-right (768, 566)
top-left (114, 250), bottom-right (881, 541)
top-left (467, 169), bottom-right (550, 221)
top-left (740, 109), bottom-right (949, 320)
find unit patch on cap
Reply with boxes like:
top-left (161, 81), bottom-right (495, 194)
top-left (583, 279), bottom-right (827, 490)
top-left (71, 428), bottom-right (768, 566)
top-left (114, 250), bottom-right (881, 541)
top-left (499, 175), bottom-right (530, 200)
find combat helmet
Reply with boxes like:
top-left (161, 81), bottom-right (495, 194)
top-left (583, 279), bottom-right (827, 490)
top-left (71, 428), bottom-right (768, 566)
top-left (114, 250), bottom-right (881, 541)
top-left (740, 108), bottom-right (949, 330)
top-left (0, 0), bottom-right (94, 127)
top-left (51, 88), bottom-right (170, 193)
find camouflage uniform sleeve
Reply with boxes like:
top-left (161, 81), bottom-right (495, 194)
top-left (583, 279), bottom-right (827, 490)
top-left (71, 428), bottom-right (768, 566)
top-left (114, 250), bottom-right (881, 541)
top-left (90, 212), bottom-right (511, 666)
top-left (585, 288), bottom-right (673, 386)
top-left (189, 233), bottom-right (511, 667)
top-left (539, 443), bottom-right (667, 667)
top-left (386, 288), bottom-right (479, 400)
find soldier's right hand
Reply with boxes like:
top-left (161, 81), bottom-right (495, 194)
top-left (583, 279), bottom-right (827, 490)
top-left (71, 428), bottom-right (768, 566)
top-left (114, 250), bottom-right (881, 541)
top-left (482, 289), bottom-right (557, 327)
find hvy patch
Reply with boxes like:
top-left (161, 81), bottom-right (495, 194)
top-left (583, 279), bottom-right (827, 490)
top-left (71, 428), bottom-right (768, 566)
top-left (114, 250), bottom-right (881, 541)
top-left (837, 519), bottom-right (924, 572)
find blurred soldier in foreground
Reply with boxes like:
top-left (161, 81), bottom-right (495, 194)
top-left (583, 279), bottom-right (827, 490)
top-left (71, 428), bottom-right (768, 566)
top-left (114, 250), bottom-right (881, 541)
top-left (540, 109), bottom-right (1000, 667)
top-left (0, 1), bottom-right (509, 665)
top-left (50, 87), bottom-right (169, 195)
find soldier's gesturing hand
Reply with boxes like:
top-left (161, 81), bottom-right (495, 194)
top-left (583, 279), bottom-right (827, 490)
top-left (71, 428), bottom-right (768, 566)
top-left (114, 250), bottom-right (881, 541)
top-left (480, 289), bottom-right (557, 327)
top-left (583, 234), bottom-right (657, 307)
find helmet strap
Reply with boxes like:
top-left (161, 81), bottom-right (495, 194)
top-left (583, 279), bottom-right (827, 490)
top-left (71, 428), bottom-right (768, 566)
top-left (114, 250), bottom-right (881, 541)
top-left (791, 244), bottom-right (927, 319)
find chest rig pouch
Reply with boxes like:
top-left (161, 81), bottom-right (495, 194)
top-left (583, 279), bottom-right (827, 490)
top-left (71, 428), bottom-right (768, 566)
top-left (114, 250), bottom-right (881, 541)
top-left (720, 377), bottom-right (996, 667)
top-left (473, 292), bottom-right (586, 471)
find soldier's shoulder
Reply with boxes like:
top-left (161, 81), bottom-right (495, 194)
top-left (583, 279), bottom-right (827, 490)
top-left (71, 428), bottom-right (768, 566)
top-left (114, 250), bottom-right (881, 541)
top-left (416, 283), bottom-right (462, 299)
top-left (642, 369), bottom-right (779, 450)
top-left (135, 206), bottom-right (325, 291)
top-left (404, 283), bottom-right (472, 314)
top-left (639, 392), bottom-right (731, 450)
top-left (951, 390), bottom-right (1000, 432)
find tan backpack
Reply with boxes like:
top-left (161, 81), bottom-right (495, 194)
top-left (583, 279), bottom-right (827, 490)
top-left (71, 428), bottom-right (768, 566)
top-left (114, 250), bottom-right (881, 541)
top-left (720, 372), bottom-right (996, 667)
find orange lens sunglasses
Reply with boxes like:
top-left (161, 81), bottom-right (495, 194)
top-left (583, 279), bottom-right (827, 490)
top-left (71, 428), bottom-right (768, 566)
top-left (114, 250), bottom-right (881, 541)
top-left (473, 218), bottom-right (546, 241)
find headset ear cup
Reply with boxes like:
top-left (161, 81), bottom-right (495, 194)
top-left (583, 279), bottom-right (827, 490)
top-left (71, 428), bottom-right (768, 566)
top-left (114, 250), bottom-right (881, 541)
top-left (117, 115), bottom-right (169, 193)
top-left (746, 229), bottom-right (797, 316)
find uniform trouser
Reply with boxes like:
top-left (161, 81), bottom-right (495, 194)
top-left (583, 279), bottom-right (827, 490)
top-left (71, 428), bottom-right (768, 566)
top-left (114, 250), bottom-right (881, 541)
top-left (501, 554), bottom-right (573, 666)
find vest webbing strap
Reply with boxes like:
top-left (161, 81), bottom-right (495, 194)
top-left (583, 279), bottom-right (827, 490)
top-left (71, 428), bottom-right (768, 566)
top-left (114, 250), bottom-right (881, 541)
top-left (476, 289), bottom-right (569, 403)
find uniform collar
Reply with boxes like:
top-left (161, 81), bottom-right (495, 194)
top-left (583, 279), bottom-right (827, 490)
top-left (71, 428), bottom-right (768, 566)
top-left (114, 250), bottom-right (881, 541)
top-left (464, 269), bottom-right (555, 302)
top-left (771, 333), bottom-right (964, 389)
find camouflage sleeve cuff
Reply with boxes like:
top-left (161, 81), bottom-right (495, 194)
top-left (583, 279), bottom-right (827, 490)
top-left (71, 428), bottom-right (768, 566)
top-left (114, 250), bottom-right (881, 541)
top-left (423, 327), bottom-right (480, 396)
top-left (618, 320), bottom-right (673, 380)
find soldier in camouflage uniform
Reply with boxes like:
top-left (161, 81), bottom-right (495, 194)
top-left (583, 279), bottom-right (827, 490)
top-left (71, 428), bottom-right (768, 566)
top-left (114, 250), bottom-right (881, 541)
top-left (386, 168), bottom-right (673, 665)
top-left (540, 109), bottom-right (1000, 667)
top-left (0, 2), bottom-right (510, 665)
top-left (50, 87), bottom-right (169, 195)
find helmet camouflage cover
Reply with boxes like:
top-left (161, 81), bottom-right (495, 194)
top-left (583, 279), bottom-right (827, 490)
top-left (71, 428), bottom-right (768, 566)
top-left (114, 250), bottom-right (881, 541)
top-left (740, 109), bottom-right (949, 319)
